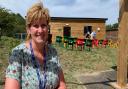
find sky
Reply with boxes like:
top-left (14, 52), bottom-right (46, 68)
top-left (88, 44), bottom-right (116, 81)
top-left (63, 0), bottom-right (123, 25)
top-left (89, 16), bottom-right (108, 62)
top-left (0, 0), bottom-right (119, 24)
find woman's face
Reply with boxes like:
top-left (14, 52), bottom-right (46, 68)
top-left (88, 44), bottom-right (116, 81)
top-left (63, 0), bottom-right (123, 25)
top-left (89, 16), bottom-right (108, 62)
top-left (28, 18), bottom-right (48, 45)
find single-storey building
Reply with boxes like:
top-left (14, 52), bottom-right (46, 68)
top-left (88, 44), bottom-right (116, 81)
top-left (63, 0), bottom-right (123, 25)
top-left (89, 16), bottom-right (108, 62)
top-left (49, 17), bottom-right (107, 43)
top-left (106, 28), bottom-right (118, 41)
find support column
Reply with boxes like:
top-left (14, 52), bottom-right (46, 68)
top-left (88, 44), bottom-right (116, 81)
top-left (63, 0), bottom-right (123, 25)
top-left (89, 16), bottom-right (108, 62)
top-left (117, 0), bottom-right (128, 88)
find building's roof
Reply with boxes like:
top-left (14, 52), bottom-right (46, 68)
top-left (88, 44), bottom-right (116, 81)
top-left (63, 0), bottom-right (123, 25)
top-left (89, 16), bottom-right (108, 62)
top-left (51, 17), bottom-right (108, 21)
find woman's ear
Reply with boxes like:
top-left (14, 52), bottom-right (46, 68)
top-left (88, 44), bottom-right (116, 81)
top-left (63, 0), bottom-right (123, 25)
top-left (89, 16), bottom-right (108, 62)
top-left (26, 27), bottom-right (31, 40)
top-left (26, 27), bottom-right (30, 34)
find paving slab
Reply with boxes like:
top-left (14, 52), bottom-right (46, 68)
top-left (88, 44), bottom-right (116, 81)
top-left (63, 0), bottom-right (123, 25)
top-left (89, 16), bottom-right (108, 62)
top-left (78, 70), bottom-right (117, 89)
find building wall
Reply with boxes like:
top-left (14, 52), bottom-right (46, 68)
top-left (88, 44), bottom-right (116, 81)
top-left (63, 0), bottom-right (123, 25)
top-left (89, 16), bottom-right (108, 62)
top-left (106, 29), bottom-right (118, 41)
top-left (49, 20), bottom-right (106, 43)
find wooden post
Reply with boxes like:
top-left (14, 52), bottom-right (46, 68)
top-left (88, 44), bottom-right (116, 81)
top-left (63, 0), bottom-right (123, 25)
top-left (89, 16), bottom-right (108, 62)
top-left (117, 0), bottom-right (128, 88)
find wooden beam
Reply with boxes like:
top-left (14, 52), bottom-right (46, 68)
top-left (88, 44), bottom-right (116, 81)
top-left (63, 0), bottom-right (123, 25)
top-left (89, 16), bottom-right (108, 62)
top-left (119, 0), bottom-right (128, 22)
top-left (117, 0), bottom-right (128, 88)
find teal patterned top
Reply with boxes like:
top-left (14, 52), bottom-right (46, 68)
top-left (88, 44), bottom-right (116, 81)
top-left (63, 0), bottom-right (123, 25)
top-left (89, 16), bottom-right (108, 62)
top-left (6, 43), bottom-right (61, 89)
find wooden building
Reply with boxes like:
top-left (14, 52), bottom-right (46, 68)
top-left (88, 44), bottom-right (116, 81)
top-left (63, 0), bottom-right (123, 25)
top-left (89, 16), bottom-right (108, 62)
top-left (106, 28), bottom-right (118, 41)
top-left (49, 17), bottom-right (107, 43)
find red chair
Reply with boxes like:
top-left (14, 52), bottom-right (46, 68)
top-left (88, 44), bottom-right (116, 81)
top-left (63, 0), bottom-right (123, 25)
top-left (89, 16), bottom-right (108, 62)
top-left (76, 38), bottom-right (84, 50)
top-left (92, 39), bottom-right (99, 48)
top-left (102, 39), bottom-right (108, 47)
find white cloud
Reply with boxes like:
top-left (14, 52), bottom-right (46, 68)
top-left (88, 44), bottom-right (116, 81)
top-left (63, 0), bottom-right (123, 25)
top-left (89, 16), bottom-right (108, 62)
top-left (0, 0), bottom-right (119, 24)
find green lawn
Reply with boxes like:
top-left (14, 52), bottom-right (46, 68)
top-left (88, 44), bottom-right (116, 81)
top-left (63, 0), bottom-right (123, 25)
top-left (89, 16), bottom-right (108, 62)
top-left (0, 37), bottom-right (117, 89)
top-left (54, 44), bottom-right (117, 89)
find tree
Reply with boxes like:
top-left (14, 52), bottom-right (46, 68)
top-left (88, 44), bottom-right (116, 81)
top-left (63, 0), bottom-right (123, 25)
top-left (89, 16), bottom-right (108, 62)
top-left (113, 23), bottom-right (118, 29)
top-left (0, 7), bottom-right (25, 38)
top-left (0, 7), bottom-right (11, 38)
top-left (106, 23), bottom-right (118, 31)
top-left (106, 24), bottom-right (113, 30)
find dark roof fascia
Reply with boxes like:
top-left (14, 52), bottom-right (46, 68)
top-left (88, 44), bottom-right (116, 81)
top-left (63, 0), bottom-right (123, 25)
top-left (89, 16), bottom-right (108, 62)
top-left (51, 17), bottom-right (108, 21)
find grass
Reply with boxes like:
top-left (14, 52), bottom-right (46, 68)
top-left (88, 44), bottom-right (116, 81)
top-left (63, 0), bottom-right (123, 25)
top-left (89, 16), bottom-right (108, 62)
top-left (0, 36), bottom-right (20, 89)
top-left (0, 37), bottom-right (117, 89)
top-left (53, 44), bottom-right (117, 89)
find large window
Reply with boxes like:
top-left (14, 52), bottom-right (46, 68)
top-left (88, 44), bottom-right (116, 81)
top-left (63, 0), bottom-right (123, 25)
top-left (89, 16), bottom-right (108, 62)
top-left (84, 26), bottom-right (92, 35)
top-left (63, 26), bottom-right (71, 37)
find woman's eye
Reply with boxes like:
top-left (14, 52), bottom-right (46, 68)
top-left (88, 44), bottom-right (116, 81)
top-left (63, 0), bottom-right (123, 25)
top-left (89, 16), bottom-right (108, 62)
top-left (41, 24), bottom-right (47, 28)
top-left (33, 24), bottom-right (47, 29)
top-left (33, 24), bottom-right (39, 28)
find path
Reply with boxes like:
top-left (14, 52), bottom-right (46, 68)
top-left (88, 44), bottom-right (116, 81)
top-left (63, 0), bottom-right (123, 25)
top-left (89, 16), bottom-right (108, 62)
top-left (76, 70), bottom-right (117, 89)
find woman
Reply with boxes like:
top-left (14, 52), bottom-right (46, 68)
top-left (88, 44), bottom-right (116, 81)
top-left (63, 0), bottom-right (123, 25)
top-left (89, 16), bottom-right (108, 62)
top-left (4, 2), bottom-right (66, 89)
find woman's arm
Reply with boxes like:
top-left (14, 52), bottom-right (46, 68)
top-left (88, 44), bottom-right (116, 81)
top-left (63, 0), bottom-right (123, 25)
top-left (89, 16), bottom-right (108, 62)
top-left (4, 48), bottom-right (22, 89)
top-left (4, 78), bottom-right (20, 89)
top-left (58, 70), bottom-right (66, 89)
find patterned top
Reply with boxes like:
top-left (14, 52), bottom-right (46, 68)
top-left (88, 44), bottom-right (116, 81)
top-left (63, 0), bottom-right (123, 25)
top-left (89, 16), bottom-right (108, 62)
top-left (6, 43), bottom-right (61, 89)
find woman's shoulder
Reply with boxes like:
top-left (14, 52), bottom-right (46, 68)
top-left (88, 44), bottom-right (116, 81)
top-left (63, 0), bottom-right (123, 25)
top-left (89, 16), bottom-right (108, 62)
top-left (9, 42), bottom-right (27, 61)
top-left (12, 42), bottom-right (26, 52)
top-left (48, 44), bottom-right (57, 52)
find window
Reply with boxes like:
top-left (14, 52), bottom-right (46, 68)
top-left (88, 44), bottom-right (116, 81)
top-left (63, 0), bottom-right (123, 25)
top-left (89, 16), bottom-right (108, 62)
top-left (84, 26), bottom-right (92, 35)
top-left (63, 26), bottom-right (71, 37)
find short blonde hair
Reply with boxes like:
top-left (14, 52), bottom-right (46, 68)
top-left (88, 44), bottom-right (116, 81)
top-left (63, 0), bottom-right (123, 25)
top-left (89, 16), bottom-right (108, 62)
top-left (26, 3), bottom-right (50, 40)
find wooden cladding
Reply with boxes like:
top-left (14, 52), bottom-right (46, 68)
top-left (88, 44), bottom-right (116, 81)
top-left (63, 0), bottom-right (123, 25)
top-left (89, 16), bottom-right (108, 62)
top-left (49, 17), bottom-right (107, 43)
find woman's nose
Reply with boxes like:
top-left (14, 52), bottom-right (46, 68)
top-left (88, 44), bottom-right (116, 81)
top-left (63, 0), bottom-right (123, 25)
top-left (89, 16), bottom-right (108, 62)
top-left (38, 26), bottom-right (44, 32)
